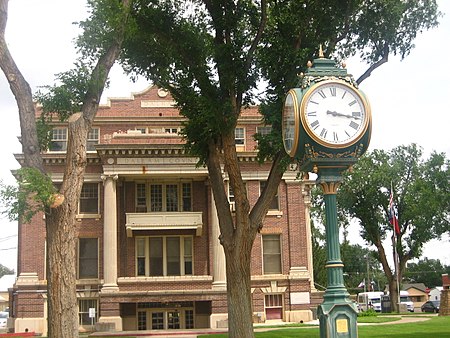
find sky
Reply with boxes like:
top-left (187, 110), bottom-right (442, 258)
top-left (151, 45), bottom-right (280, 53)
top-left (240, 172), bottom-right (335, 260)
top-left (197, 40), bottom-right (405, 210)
top-left (0, 0), bottom-right (449, 272)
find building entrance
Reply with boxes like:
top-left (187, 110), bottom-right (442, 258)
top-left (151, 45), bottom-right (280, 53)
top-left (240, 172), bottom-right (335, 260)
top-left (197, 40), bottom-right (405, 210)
top-left (137, 302), bottom-right (194, 330)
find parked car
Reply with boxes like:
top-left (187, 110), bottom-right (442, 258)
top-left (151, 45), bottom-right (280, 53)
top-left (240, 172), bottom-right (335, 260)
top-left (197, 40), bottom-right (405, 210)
top-left (0, 311), bottom-right (8, 328)
top-left (421, 300), bottom-right (440, 313)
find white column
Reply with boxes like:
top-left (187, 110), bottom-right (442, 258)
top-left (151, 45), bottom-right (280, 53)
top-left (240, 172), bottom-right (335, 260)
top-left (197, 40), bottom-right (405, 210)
top-left (302, 181), bottom-right (317, 291)
top-left (211, 189), bottom-right (226, 290)
top-left (101, 174), bottom-right (119, 292)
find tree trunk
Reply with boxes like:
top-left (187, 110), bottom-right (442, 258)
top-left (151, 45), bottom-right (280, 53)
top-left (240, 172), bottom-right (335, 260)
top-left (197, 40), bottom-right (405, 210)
top-left (46, 208), bottom-right (79, 338)
top-left (224, 241), bottom-right (254, 338)
top-left (388, 278), bottom-right (399, 313)
top-left (205, 129), bottom-right (285, 337)
top-left (46, 113), bottom-right (88, 338)
top-left (373, 236), bottom-right (399, 312)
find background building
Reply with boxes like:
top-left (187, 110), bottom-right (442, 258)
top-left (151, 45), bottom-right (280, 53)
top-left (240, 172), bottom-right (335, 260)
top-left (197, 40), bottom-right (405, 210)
top-left (10, 86), bottom-right (317, 334)
top-left (402, 283), bottom-right (428, 311)
top-left (0, 274), bottom-right (14, 312)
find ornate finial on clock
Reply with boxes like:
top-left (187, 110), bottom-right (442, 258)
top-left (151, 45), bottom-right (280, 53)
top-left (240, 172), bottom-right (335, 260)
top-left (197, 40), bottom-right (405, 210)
top-left (319, 44), bottom-right (324, 58)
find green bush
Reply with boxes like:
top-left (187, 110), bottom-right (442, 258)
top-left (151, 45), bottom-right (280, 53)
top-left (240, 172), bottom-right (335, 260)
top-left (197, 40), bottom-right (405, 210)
top-left (358, 309), bottom-right (378, 317)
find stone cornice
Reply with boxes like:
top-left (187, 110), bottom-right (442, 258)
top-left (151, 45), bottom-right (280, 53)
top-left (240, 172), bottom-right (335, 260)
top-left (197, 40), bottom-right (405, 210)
top-left (14, 147), bottom-right (262, 166)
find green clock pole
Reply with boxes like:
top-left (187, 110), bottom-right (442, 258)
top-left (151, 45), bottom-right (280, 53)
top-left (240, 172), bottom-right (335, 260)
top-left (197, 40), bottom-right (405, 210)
top-left (281, 52), bottom-right (371, 338)
top-left (316, 167), bottom-right (358, 338)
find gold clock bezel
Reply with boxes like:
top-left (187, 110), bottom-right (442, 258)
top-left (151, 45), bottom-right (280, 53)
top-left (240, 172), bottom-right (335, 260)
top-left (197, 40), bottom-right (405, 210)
top-left (300, 80), bottom-right (371, 149)
top-left (282, 89), bottom-right (301, 157)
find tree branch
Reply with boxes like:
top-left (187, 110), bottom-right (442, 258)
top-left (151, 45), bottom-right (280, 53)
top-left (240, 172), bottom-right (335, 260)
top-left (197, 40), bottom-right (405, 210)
top-left (82, 0), bottom-right (132, 123)
top-left (242, 0), bottom-right (267, 78)
top-left (206, 138), bottom-right (235, 247)
top-left (249, 151), bottom-right (285, 230)
top-left (375, 237), bottom-right (393, 281)
top-left (356, 43), bottom-right (389, 85)
top-left (0, 0), bottom-right (44, 171)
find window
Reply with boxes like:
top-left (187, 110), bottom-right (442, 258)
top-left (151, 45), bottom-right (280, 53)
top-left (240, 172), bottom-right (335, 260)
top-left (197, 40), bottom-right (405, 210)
top-left (228, 182), bottom-right (248, 212)
top-left (137, 238), bottom-right (146, 276)
top-left (228, 183), bottom-right (235, 212)
top-left (87, 128), bottom-right (99, 151)
top-left (136, 127), bottom-right (147, 134)
top-left (49, 128), bottom-right (67, 151)
top-left (78, 299), bottom-right (98, 326)
top-left (150, 184), bottom-right (163, 211)
top-left (136, 183), bottom-right (147, 212)
top-left (257, 126), bottom-right (272, 137)
top-left (182, 183), bottom-right (191, 212)
top-left (136, 236), bottom-right (193, 277)
top-left (166, 184), bottom-right (178, 212)
top-left (168, 311), bottom-right (180, 329)
top-left (235, 127), bottom-right (245, 145)
top-left (183, 237), bottom-right (193, 275)
top-left (138, 311), bottom-right (147, 330)
top-left (165, 128), bottom-right (178, 134)
top-left (185, 309), bottom-right (194, 329)
top-left (78, 238), bottom-right (98, 279)
top-left (79, 183), bottom-right (99, 214)
top-left (265, 294), bottom-right (283, 320)
top-left (262, 235), bottom-right (282, 274)
top-left (136, 182), bottom-right (192, 212)
top-left (149, 237), bottom-right (163, 276)
top-left (166, 237), bottom-right (180, 275)
top-left (260, 181), bottom-right (279, 210)
top-left (151, 312), bottom-right (164, 329)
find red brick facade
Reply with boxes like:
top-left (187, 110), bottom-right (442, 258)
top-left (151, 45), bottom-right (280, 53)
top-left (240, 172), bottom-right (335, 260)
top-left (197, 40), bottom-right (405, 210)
top-left (10, 86), bottom-right (315, 334)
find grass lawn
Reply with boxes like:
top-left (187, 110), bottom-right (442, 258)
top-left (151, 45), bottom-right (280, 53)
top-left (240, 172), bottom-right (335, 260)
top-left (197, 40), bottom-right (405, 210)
top-left (357, 316), bottom-right (401, 324)
top-left (199, 315), bottom-right (449, 338)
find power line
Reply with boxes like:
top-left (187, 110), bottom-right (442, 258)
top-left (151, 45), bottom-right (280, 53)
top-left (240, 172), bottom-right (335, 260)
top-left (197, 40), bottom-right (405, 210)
top-left (0, 235), bottom-right (17, 243)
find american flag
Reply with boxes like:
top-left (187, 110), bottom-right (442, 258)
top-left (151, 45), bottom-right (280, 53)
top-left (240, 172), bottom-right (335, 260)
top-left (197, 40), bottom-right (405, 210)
top-left (388, 189), bottom-right (401, 235)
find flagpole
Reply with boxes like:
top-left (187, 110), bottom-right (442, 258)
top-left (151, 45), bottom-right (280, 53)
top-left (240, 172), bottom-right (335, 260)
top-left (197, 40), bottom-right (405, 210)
top-left (391, 182), bottom-right (401, 312)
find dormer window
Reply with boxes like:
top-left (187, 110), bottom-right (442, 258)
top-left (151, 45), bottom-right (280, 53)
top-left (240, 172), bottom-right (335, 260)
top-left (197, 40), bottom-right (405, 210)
top-left (165, 128), bottom-right (178, 134)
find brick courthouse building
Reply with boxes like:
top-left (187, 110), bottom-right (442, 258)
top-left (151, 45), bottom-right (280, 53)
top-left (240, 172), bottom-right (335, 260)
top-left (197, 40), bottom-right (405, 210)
top-left (11, 86), bottom-right (317, 334)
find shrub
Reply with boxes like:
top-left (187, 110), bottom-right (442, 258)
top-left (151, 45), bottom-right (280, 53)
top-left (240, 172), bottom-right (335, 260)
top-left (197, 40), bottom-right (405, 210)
top-left (358, 309), bottom-right (378, 317)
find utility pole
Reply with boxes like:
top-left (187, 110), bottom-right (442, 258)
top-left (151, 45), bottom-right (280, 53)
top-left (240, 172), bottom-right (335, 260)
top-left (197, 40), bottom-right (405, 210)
top-left (366, 255), bottom-right (370, 292)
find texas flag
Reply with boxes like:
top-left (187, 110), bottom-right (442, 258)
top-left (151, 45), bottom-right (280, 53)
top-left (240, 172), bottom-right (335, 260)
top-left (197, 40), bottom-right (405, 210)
top-left (388, 190), bottom-right (401, 235)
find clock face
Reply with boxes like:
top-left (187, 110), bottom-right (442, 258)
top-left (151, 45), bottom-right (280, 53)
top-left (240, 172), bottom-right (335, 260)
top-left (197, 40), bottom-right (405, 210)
top-left (301, 80), bottom-right (370, 148)
top-left (282, 90), bottom-right (299, 156)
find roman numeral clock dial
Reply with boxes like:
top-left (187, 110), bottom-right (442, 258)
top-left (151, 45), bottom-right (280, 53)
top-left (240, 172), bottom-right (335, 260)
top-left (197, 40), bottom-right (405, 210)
top-left (300, 80), bottom-right (371, 148)
top-left (282, 89), bottom-right (301, 156)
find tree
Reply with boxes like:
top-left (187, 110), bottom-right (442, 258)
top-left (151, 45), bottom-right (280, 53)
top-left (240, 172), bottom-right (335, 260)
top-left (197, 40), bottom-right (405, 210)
top-left (337, 144), bottom-right (449, 312)
top-left (311, 222), bottom-right (327, 290)
top-left (0, 1), bottom-right (132, 337)
top-left (311, 183), bottom-right (386, 294)
top-left (0, 264), bottom-right (13, 278)
top-left (340, 242), bottom-right (384, 292)
top-left (117, 1), bottom-right (441, 336)
top-left (404, 258), bottom-right (450, 288)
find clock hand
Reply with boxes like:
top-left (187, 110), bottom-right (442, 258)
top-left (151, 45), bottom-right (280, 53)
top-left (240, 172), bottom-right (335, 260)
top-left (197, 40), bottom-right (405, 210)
top-left (326, 110), bottom-right (339, 117)
top-left (326, 110), bottom-right (360, 120)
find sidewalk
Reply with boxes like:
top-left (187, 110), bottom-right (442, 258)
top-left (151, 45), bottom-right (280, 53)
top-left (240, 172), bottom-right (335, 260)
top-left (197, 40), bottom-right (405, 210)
top-left (89, 315), bottom-right (435, 338)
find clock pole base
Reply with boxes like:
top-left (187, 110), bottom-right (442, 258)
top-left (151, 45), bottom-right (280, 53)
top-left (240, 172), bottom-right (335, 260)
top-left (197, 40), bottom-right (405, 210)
top-left (318, 300), bottom-right (358, 338)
